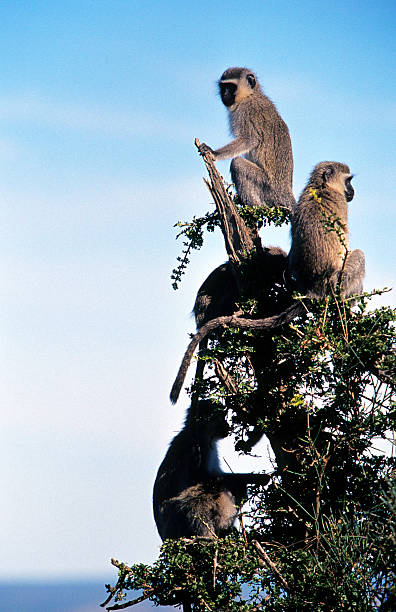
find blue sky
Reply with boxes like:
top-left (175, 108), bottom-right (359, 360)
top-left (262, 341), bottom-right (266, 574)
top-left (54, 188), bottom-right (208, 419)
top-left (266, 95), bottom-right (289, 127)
top-left (1, 1), bottom-right (395, 581)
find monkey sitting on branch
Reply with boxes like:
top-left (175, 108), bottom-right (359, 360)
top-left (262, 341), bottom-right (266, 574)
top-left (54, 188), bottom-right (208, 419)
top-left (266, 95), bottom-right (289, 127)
top-left (193, 246), bottom-right (289, 328)
top-left (199, 67), bottom-right (295, 212)
top-left (288, 161), bottom-right (365, 299)
top-left (191, 246), bottom-right (292, 403)
top-left (153, 400), bottom-right (270, 540)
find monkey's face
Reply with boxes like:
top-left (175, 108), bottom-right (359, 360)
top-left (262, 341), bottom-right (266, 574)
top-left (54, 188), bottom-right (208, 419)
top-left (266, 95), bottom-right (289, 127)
top-left (219, 81), bottom-right (238, 107)
top-left (219, 69), bottom-right (257, 108)
top-left (344, 176), bottom-right (354, 202)
top-left (320, 163), bottom-right (354, 202)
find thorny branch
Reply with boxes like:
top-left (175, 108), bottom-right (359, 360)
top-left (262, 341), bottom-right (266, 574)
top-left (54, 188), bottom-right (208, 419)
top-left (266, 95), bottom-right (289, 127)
top-left (253, 540), bottom-right (290, 592)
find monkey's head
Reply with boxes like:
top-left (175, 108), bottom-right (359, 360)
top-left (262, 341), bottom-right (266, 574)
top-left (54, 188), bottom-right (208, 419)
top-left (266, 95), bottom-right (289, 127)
top-left (195, 400), bottom-right (230, 440)
top-left (218, 67), bottom-right (258, 108)
top-left (311, 161), bottom-right (355, 202)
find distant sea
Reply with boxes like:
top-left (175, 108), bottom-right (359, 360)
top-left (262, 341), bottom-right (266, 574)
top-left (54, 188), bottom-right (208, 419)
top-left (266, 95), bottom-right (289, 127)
top-left (0, 581), bottom-right (174, 612)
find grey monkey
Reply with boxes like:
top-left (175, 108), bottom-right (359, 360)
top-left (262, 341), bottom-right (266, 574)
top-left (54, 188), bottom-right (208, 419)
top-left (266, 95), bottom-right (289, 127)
top-left (153, 400), bottom-right (269, 540)
top-left (288, 161), bottom-right (365, 299)
top-left (199, 67), bottom-right (295, 212)
top-left (193, 246), bottom-right (289, 328)
top-left (167, 246), bottom-right (290, 405)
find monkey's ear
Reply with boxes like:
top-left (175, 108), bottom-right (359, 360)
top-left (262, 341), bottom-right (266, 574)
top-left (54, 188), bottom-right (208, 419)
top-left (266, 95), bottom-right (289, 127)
top-left (246, 73), bottom-right (256, 89)
top-left (323, 166), bottom-right (334, 182)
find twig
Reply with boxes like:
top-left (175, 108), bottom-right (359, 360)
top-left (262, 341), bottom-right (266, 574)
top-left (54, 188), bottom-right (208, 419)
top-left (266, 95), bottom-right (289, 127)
top-left (111, 558), bottom-right (132, 572)
top-left (214, 359), bottom-right (239, 395)
top-left (200, 597), bottom-right (213, 611)
top-left (239, 512), bottom-right (248, 547)
top-left (170, 302), bottom-right (305, 403)
top-left (106, 592), bottom-right (151, 610)
top-left (100, 586), bottom-right (118, 608)
top-left (195, 514), bottom-right (218, 539)
top-left (253, 540), bottom-right (290, 591)
top-left (101, 559), bottom-right (149, 610)
top-left (212, 547), bottom-right (218, 591)
top-left (330, 286), bottom-right (348, 341)
top-left (100, 559), bottom-right (133, 607)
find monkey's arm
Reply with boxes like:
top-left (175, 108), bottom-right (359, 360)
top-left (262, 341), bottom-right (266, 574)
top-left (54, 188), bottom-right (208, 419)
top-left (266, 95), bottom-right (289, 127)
top-left (199, 137), bottom-right (257, 162)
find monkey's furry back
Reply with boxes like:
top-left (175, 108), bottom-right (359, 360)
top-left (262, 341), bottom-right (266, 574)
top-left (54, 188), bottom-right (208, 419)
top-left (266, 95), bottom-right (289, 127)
top-left (289, 171), bottom-right (350, 297)
top-left (230, 91), bottom-right (293, 189)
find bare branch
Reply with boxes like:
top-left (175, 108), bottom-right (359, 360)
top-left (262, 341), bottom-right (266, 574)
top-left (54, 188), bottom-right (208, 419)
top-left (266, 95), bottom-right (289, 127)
top-left (195, 138), bottom-right (256, 266)
top-left (100, 587), bottom-right (118, 608)
top-left (106, 592), bottom-right (151, 610)
top-left (214, 359), bottom-right (239, 395)
top-left (110, 558), bottom-right (132, 572)
top-left (212, 547), bottom-right (218, 592)
top-left (253, 540), bottom-right (290, 591)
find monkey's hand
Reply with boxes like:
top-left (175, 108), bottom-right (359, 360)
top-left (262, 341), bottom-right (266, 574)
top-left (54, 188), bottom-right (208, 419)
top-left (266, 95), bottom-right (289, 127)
top-left (198, 142), bottom-right (216, 160)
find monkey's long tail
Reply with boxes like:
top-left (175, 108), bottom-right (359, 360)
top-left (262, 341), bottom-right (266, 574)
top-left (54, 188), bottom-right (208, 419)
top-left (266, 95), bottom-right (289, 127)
top-left (189, 337), bottom-right (208, 413)
top-left (170, 302), bottom-right (305, 404)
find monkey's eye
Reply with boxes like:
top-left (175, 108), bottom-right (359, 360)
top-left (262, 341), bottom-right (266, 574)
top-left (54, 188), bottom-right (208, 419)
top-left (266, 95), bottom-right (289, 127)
top-left (220, 82), bottom-right (237, 94)
top-left (246, 74), bottom-right (256, 89)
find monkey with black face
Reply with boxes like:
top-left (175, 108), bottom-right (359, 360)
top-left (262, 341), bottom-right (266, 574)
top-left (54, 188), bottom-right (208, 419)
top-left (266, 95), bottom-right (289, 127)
top-left (288, 162), bottom-right (365, 299)
top-left (199, 67), bottom-right (295, 212)
top-left (153, 400), bottom-right (269, 540)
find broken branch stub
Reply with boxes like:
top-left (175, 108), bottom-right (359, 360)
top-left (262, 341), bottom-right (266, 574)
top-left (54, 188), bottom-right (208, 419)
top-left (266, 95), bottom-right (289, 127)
top-left (195, 138), bottom-right (257, 268)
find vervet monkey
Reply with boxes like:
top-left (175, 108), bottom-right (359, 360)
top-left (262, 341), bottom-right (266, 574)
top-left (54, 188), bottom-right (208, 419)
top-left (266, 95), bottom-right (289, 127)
top-left (199, 67), bottom-right (295, 212)
top-left (153, 400), bottom-right (269, 539)
top-left (288, 161), bottom-right (365, 299)
top-left (168, 246), bottom-right (291, 405)
top-left (193, 246), bottom-right (288, 328)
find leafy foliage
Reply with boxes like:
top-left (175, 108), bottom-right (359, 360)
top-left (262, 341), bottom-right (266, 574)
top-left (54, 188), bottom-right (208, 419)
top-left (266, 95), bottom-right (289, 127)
top-left (103, 287), bottom-right (394, 610)
top-left (170, 195), bottom-right (291, 290)
top-left (104, 180), bottom-right (395, 609)
top-left (171, 211), bottom-right (220, 290)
